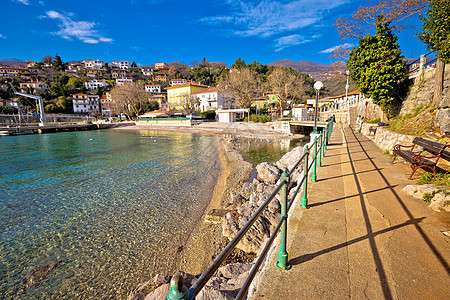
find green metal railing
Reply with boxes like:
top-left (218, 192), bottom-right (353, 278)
top-left (167, 120), bottom-right (334, 300)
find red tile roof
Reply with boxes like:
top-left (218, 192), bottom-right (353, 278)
top-left (165, 83), bottom-right (209, 90)
top-left (192, 87), bottom-right (219, 94)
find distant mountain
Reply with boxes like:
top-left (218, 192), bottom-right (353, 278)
top-left (269, 59), bottom-right (332, 73)
top-left (0, 58), bottom-right (30, 67)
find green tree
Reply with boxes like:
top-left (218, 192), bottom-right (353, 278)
top-left (418, 0), bottom-right (450, 105)
top-left (130, 61), bottom-right (138, 71)
top-left (56, 96), bottom-right (73, 113)
top-left (53, 54), bottom-right (65, 71)
top-left (347, 20), bottom-right (406, 118)
top-left (232, 58), bottom-right (246, 69)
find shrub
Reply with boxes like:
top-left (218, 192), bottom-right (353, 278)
top-left (418, 172), bottom-right (450, 187)
top-left (423, 193), bottom-right (433, 202)
top-left (200, 110), bottom-right (216, 119)
top-left (367, 118), bottom-right (381, 124)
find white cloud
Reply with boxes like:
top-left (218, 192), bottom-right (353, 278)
top-left (43, 10), bottom-right (113, 44)
top-left (320, 43), bottom-right (354, 53)
top-left (275, 34), bottom-right (309, 51)
top-left (202, 0), bottom-right (350, 38)
top-left (16, 0), bottom-right (30, 5)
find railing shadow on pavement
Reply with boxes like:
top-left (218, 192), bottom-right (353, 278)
top-left (288, 217), bottom-right (425, 266)
top-left (347, 127), bottom-right (450, 276)
top-left (166, 120), bottom-right (334, 300)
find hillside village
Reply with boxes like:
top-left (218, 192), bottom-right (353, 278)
top-left (0, 56), bottom-right (356, 121)
top-left (0, 54), bottom-right (442, 127)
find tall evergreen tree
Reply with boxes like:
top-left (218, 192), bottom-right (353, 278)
top-left (347, 19), bottom-right (406, 118)
top-left (418, 0), bottom-right (450, 105)
top-left (232, 58), bottom-right (246, 69)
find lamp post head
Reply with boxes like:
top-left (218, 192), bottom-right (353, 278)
top-left (314, 81), bottom-right (323, 91)
top-left (346, 70), bottom-right (350, 76)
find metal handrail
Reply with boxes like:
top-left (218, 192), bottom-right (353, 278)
top-left (166, 120), bottom-right (333, 300)
top-left (189, 182), bottom-right (284, 295)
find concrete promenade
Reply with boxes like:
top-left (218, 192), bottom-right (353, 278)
top-left (251, 124), bottom-right (449, 299)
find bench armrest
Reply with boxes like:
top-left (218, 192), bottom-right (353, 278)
top-left (412, 153), bottom-right (440, 164)
top-left (393, 144), bottom-right (415, 151)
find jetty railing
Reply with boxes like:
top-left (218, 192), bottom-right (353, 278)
top-left (166, 120), bottom-right (334, 300)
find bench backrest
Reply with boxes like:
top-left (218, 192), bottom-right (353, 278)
top-left (440, 149), bottom-right (450, 162)
top-left (412, 137), bottom-right (446, 155)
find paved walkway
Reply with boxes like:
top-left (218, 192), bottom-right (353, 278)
top-left (251, 124), bottom-right (450, 299)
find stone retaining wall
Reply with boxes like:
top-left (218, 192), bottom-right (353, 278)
top-left (360, 123), bottom-right (415, 153)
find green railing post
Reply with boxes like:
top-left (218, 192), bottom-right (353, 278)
top-left (311, 137), bottom-right (318, 182)
top-left (318, 132), bottom-right (323, 167)
top-left (276, 168), bottom-right (291, 270)
top-left (166, 275), bottom-right (194, 300)
top-left (329, 120), bottom-right (333, 142)
top-left (322, 129), bottom-right (326, 159)
top-left (301, 145), bottom-right (309, 209)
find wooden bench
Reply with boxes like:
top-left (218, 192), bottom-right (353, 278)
top-left (392, 137), bottom-right (450, 179)
top-left (369, 126), bottom-right (377, 135)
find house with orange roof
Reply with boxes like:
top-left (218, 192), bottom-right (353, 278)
top-left (166, 83), bottom-right (209, 111)
top-left (155, 62), bottom-right (169, 70)
top-left (0, 67), bottom-right (26, 76)
top-left (192, 87), bottom-right (236, 112)
top-left (170, 78), bottom-right (192, 86)
top-left (83, 59), bottom-right (105, 69)
top-left (19, 79), bottom-right (49, 94)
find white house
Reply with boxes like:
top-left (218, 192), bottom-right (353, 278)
top-left (72, 93), bottom-right (100, 115)
top-left (85, 79), bottom-right (107, 90)
top-left (83, 59), bottom-right (105, 69)
top-left (19, 79), bottom-right (49, 94)
top-left (192, 87), bottom-right (236, 112)
top-left (145, 84), bottom-right (161, 93)
top-left (170, 78), bottom-right (192, 86)
top-left (111, 61), bottom-right (130, 69)
top-left (116, 77), bottom-right (133, 86)
top-left (292, 105), bottom-right (308, 121)
top-left (140, 66), bottom-right (153, 76)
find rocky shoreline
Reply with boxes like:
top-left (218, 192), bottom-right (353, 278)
top-left (128, 134), bottom-right (308, 299)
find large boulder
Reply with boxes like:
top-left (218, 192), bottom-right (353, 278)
top-left (275, 145), bottom-right (304, 172)
top-left (256, 162), bottom-right (281, 184)
top-left (437, 109), bottom-right (450, 137)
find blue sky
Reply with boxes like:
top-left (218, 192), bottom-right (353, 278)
top-left (0, 0), bottom-right (429, 66)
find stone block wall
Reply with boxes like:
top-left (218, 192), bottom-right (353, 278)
top-left (360, 123), bottom-right (415, 152)
top-left (400, 64), bottom-right (450, 117)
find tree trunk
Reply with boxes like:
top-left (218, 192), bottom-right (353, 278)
top-left (433, 57), bottom-right (445, 106)
top-left (381, 110), bottom-right (388, 123)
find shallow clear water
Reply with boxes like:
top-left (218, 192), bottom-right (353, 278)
top-left (236, 137), bottom-right (309, 165)
top-left (0, 129), bottom-right (220, 299)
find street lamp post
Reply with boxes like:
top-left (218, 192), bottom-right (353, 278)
top-left (345, 70), bottom-right (350, 125)
top-left (313, 81), bottom-right (323, 134)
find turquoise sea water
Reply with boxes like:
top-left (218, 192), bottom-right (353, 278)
top-left (0, 129), bottom-right (220, 299)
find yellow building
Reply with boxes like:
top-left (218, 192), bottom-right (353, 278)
top-left (166, 83), bottom-right (209, 111)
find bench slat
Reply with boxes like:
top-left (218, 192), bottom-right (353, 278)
top-left (413, 137), bottom-right (445, 155)
top-left (440, 150), bottom-right (450, 162)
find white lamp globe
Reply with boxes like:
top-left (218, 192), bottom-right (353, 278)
top-left (314, 81), bottom-right (324, 91)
